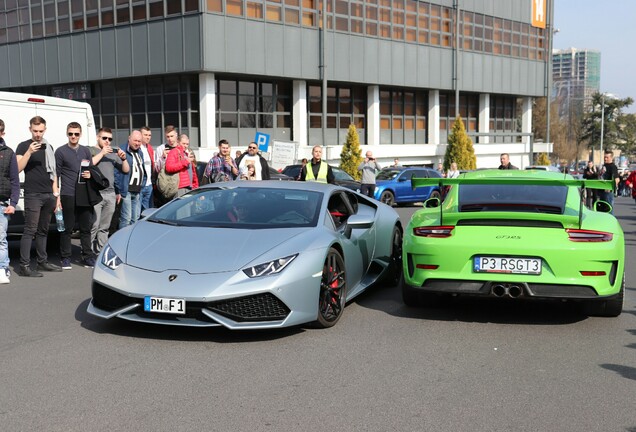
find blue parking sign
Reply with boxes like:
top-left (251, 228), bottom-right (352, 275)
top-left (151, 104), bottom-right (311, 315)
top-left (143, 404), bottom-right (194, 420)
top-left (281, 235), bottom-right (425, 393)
top-left (255, 132), bottom-right (270, 152)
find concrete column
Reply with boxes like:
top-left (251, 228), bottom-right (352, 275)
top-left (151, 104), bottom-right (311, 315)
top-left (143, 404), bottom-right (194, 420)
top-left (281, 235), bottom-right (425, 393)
top-left (478, 93), bottom-right (490, 144)
top-left (428, 90), bottom-right (440, 145)
top-left (521, 96), bottom-right (533, 148)
top-left (367, 85), bottom-right (380, 146)
top-left (292, 80), bottom-right (307, 147)
top-left (198, 72), bottom-right (216, 150)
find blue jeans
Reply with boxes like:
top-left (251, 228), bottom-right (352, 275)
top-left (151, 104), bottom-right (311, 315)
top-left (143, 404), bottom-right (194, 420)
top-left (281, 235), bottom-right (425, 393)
top-left (0, 206), bottom-right (9, 271)
top-left (119, 192), bottom-right (141, 229)
top-left (599, 190), bottom-right (614, 213)
top-left (140, 184), bottom-right (153, 212)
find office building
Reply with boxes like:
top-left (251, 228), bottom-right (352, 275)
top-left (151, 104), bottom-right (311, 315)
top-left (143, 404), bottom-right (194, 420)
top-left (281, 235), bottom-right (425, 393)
top-left (0, 0), bottom-right (553, 167)
top-left (552, 48), bottom-right (601, 118)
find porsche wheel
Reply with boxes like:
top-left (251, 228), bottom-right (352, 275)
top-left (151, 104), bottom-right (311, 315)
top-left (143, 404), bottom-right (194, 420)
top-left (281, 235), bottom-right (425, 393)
top-left (315, 248), bottom-right (346, 328)
top-left (384, 225), bottom-right (403, 286)
top-left (380, 191), bottom-right (395, 206)
top-left (584, 273), bottom-right (624, 317)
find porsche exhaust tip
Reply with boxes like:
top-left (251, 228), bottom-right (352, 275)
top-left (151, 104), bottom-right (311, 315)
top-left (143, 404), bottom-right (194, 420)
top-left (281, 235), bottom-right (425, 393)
top-left (491, 284), bottom-right (524, 298)
top-left (508, 285), bottom-right (523, 298)
top-left (492, 285), bottom-right (506, 297)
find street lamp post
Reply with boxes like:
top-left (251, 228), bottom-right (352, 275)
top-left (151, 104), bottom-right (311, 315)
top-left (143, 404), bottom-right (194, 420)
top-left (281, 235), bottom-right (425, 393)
top-left (599, 94), bottom-right (605, 163)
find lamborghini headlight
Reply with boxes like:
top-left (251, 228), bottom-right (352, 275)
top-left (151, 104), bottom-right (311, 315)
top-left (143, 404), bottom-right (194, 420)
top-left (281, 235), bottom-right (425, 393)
top-left (102, 244), bottom-right (123, 270)
top-left (243, 254), bottom-right (298, 278)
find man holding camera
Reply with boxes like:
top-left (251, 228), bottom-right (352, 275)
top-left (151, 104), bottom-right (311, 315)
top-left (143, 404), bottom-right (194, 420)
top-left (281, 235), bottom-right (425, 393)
top-left (358, 150), bottom-right (381, 198)
top-left (90, 127), bottom-right (129, 254)
top-left (16, 116), bottom-right (62, 277)
top-left (203, 139), bottom-right (239, 183)
top-left (165, 133), bottom-right (199, 197)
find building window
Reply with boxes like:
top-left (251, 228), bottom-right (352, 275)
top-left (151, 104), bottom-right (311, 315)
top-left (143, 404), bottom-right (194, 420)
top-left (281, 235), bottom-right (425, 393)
top-left (439, 92), bottom-right (478, 136)
top-left (379, 87), bottom-right (428, 144)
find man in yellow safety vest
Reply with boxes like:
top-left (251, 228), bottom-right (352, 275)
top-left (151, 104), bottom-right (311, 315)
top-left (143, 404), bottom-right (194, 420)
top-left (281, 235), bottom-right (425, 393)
top-left (300, 145), bottom-right (334, 184)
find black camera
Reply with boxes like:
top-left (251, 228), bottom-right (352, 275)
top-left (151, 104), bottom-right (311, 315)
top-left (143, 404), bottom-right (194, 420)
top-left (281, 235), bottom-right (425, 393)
top-left (110, 146), bottom-right (120, 152)
top-left (37, 142), bottom-right (46, 149)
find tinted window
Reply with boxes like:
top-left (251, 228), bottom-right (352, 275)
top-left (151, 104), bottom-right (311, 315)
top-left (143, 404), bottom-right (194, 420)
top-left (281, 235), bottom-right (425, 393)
top-left (333, 168), bottom-right (354, 181)
top-left (458, 185), bottom-right (568, 213)
top-left (149, 187), bottom-right (323, 228)
top-left (377, 169), bottom-right (400, 180)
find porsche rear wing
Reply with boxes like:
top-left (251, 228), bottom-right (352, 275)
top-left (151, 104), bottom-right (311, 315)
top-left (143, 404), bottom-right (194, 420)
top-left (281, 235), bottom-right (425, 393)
top-left (411, 177), bottom-right (616, 229)
top-left (411, 178), bottom-right (615, 190)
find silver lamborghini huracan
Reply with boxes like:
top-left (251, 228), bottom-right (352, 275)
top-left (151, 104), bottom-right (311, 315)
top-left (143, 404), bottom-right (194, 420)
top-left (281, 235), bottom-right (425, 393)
top-left (87, 181), bottom-right (402, 330)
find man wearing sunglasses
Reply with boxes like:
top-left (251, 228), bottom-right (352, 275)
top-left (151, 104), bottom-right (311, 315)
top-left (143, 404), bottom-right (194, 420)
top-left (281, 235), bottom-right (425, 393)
top-left (15, 116), bottom-right (62, 277)
top-left (55, 122), bottom-right (97, 269)
top-left (90, 127), bottom-right (129, 254)
top-left (235, 142), bottom-right (271, 180)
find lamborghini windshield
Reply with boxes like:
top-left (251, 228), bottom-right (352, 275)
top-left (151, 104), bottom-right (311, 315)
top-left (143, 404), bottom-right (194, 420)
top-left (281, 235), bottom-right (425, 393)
top-left (458, 184), bottom-right (568, 214)
top-left (148, 187), bottom-right (323, 228)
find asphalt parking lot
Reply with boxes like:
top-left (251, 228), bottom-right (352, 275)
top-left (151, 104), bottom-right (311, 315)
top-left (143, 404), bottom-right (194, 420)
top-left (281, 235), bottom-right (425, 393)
top-left (1, 199), bottom-right (635, 432)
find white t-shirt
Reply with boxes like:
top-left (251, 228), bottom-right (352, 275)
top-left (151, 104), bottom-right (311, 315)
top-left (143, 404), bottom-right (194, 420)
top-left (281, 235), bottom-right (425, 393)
top-left (139, 145), bottom-right (153, 186)
top-left (238, 155), bottom-right (262, 180)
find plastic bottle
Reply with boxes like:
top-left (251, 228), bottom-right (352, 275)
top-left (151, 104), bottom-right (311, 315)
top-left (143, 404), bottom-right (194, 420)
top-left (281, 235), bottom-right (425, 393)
top-left (55, 207), bottom-right (65, 232)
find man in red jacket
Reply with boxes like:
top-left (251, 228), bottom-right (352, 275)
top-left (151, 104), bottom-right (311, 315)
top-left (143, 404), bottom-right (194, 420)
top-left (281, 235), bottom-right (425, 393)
top-left (165, 133), bottom-right (199, 197)
top-left (624, 170), bottom-right (636, 205)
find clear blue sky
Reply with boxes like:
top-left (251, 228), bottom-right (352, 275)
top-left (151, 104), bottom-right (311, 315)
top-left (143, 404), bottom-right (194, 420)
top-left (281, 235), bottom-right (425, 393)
top-left (553, 0), bottom-right (636, 112)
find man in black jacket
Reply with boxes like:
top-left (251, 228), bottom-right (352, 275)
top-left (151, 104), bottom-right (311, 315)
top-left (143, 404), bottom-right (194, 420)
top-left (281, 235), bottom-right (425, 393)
top-left (0, 119), bottom-right (20, 283)
top-left (236, 142), bottom-right (271, 180)
top-left (55, 122), bottom-right (96, 269)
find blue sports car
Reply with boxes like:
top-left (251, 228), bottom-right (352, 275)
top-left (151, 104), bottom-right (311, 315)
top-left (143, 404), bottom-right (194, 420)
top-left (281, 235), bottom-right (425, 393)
top-left (374, 167), bottom-right (442, 206)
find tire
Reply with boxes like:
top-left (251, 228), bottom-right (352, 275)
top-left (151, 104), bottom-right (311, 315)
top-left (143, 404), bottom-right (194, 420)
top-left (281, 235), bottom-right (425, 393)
top-left (383, 225), bottom-right (403, 286)
top-left (400, 274), bottom-right (421, 307)
top-left (315, 248), bottom-right (347, 328)
top-left (380, 190), bottom-right (395, 207)
top-left (584, 273), bottom-right (624, 317)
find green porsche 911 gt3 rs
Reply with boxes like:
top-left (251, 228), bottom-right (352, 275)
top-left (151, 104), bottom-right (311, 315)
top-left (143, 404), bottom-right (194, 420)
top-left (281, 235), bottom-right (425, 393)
top-left (401, 169), bottom-right (625, 317)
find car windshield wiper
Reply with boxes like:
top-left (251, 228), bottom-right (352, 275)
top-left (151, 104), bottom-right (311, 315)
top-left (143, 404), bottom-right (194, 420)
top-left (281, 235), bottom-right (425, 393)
top-left (148, 218), bottom-right (180, 226)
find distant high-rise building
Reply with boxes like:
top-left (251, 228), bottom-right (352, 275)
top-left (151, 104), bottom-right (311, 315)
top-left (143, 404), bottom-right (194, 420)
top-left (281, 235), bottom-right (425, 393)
top-left (552, 48), bottom-right (601, 117)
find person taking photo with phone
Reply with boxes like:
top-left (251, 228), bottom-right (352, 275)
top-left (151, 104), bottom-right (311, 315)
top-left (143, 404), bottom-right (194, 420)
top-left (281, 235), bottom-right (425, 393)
top-left (15, 116), bottom-right (62, 277)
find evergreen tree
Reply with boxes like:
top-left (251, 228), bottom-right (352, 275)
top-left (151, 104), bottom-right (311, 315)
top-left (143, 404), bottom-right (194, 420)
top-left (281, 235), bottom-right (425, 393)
top-left (536, 152), bottom-right (551, 165)
top-left (340, 124), bottom-right (363, 180)
top-left (443, 116), bottom-right (476, 171)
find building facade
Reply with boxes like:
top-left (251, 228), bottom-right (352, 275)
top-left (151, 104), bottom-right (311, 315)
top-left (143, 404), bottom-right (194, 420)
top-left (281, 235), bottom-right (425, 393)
top-left (0, 0), bottom-right (552, 167)
top-left (552, 47), bottom-right (601, 119)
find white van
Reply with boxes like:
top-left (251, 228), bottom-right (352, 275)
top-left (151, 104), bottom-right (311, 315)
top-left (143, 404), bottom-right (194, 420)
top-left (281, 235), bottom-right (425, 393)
top-left (0, 91), bottom-right (96, 238)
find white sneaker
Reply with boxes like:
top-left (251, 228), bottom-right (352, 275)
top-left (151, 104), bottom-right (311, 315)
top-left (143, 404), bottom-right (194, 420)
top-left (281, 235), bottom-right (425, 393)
top-left (0, 269), bottom-right (10, 284)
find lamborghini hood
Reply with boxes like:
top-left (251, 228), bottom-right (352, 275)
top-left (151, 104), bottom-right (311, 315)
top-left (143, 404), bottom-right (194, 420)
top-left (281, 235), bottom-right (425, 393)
top-left (123, 221), bottom-right (306, 274)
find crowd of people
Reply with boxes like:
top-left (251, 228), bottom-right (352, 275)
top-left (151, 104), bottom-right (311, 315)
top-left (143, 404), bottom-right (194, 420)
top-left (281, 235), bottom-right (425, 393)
top-left (0, 119), bottom-right (348, 284)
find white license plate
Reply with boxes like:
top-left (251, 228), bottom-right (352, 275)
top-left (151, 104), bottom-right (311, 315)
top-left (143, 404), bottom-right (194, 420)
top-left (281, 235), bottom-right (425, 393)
top-left (474, 256), bottom-right (542, 275)
top-left (144, 296), bottom-right (186, 314)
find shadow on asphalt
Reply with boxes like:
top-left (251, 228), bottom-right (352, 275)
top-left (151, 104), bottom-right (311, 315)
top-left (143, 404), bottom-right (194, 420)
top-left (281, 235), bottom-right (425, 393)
top-left (599, 363), bottom-right (636, 381)
top-left (356, 283), bottom-right (590, 325)
top-left (74, 298), bottom-right (305, 342)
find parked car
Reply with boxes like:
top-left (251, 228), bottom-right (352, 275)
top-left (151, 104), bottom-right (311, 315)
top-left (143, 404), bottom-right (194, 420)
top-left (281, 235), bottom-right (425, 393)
top-left (88, 182), bottom-right (402, 329)
top-left (401, 169), bottom-right (624, 317)
top-left (374, 167), bottom-right (442, 206)
top-left (281, 164), bottom-right (362, 192)
top-left (525, 165), bottom-right (561, 172)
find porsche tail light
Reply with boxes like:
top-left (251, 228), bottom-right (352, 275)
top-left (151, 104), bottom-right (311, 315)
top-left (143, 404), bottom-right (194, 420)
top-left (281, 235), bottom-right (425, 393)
top-left (413, 226), bottom-right (455, 238)
top-left (416, 264), bottom-right (439, 270)
top-left (580, 271), bottom-right (607, 276)
top-left (565, 229), bottom-right (613, 242)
